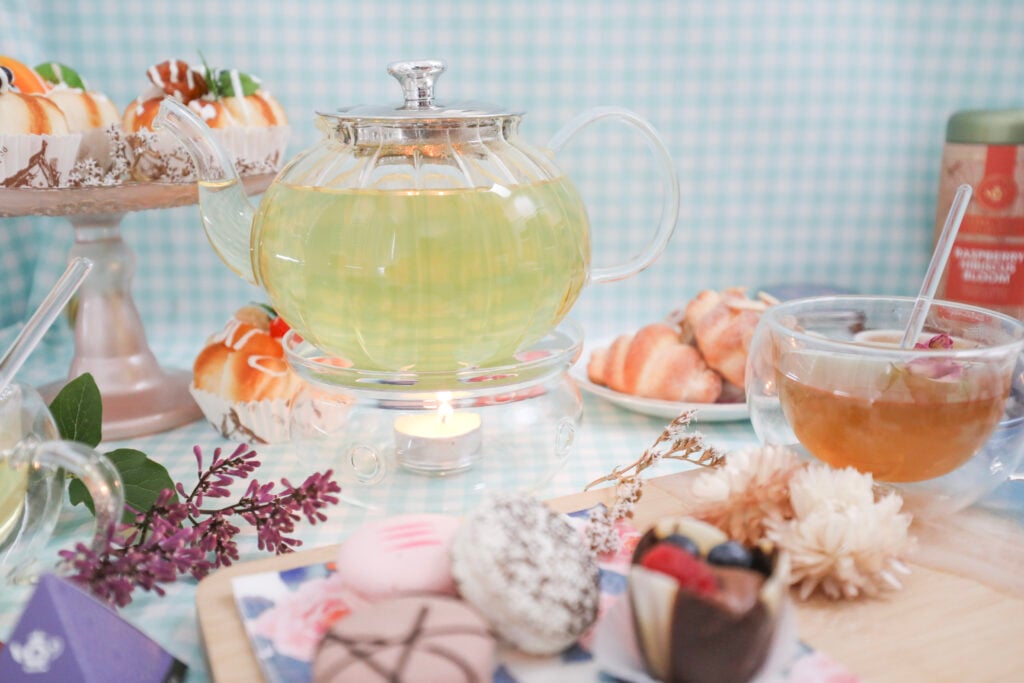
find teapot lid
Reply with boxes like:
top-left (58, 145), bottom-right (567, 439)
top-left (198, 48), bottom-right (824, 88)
top-left (322, 60), bottom-right (521, 122)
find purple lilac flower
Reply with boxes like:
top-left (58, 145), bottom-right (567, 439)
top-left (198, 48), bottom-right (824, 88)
top-left (59, 444), bottom-right (341, 607)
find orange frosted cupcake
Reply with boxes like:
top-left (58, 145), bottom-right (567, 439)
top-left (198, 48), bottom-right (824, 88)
top-left (34, 61), bottom-right (128, 186)
top-left (0, 57), bottom-right (81, 187)
top-left (123, 58), bottom-right (289, 182)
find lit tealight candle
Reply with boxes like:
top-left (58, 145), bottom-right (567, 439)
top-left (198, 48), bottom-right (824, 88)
top-left (394, 392), bottom-right (482, 474)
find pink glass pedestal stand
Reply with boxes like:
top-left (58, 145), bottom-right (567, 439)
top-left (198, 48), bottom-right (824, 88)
top-left (0, 174), bottom-right (273, 440)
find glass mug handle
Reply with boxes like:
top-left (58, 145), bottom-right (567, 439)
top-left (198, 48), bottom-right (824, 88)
top-left (2, 440), bottom-right (124, 583)
top-left (548, 106), bottom-right (680, 283)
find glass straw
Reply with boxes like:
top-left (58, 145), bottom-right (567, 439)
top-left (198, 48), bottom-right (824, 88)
top-left (899, 184), bottom-right (973, 349)
top-left (0, 257), bottom-right (93, 393)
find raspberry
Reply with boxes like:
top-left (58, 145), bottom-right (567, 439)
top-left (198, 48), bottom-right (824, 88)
top-left (640, 543), bottom-right (718, 597)
top-left (269, 315), bottom-right (291, 339)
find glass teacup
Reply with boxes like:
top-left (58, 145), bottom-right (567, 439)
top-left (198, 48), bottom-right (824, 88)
top-left (746, 296), bottom-right (1024, 516)
top-left (0, 382), bottom-right (124, 582)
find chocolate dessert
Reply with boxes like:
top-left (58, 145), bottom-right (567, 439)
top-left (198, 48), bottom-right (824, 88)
top-left (629, 517), bottom-right (787, 683)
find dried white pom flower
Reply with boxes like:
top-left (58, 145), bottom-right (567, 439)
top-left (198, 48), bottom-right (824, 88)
top-left (766, 465), bottom-right (913, 600)
top-left (681, 445), bottom-right (803, 544)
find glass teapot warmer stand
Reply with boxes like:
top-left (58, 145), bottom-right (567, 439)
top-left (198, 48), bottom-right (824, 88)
top-left (281, 322), bottom-right (585, 514)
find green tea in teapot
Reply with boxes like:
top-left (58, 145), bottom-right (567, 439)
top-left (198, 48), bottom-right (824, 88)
top-left (236, 177), bottom-right (590, 371)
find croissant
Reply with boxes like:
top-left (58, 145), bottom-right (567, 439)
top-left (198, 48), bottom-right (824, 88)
top-left (682, 288), bottom-right (777, 388)
top-left (587, 323), bottom-right (722, 403)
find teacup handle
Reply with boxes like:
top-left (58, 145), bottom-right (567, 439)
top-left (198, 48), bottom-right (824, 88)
top-left (549, 106), bottom-right (680, 283)
top-left (2, 440), bottom-right (123, 582)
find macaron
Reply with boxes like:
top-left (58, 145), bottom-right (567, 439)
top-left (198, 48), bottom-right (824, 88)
top-left (312, 595), bottom-right (495, 683)
top-left (334, 514), bottom-right (461, 601)
top-left (450, 494), bottom-right (601, 655)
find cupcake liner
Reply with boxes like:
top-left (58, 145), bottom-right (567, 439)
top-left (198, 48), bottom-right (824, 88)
top-left (127, 125), bottom-right (290, 183)
top-left (67, 125), bottom-right (131, 187)
top-left (190, 384), bottom-right (293, 445)
top-left (217, 125), bottom-right (290, 177)
top-left (0, 132), bottom-right (82, 188)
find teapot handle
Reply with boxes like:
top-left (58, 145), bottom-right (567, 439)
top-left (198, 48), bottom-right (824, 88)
top-left (549, 106), bottom-right (679, 284)
top-left (2, 440), bottom-right (123, 583)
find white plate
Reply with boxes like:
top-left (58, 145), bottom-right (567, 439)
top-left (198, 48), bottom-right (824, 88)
top-left (571, 336), bottom-right (750, 422)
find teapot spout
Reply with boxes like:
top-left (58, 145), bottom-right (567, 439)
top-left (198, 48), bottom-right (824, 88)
top-left (154, 98), bottom-right (258, 284)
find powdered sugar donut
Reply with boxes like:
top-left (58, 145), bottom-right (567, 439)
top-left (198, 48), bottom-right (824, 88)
top-left (335, 514), bottom-right (460, 601)
top-left (450, 495), bottom-right (601, 655)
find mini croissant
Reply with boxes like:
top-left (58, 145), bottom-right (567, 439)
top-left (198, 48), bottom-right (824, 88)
top-left (587, 323), bottom-right (722, 403)
top-left (681, 288), bottom-right (777, 388)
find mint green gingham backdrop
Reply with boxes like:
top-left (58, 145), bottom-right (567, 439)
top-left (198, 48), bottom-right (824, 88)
top-left (5, 0), bottom-right (1024, 373)
top-left (2, 1), bottom-right (1024, 679)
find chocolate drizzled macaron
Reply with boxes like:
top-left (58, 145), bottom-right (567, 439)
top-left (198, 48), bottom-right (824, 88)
top-left (312, 595), bottom-right (494, 683)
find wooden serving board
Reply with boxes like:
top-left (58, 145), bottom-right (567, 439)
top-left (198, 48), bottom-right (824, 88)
top-left (196, 472), bottom-right (1024, 683)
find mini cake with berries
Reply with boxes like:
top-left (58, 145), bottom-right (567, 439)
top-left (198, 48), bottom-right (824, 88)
top-left (0, 56), bottom-right (81, 187)
top-left (190, 304), bottom-right (305, 443)
top-left (628, 517), bottom-right (789, 683)
top-left (123, 58), bottom-right (288, 182)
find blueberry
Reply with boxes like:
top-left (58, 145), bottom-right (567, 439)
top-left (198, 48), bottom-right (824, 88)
top-left (707, 541), bottom-right (753, 568)
top-left (663, 533), bottom-right (700, 557)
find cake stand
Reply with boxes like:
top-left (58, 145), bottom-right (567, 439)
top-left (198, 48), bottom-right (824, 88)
top-left (0, 174), bottom-right (274, 441)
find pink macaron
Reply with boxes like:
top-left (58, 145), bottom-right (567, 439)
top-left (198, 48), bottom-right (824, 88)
top-left (334, 514), bottom-right (461, 601)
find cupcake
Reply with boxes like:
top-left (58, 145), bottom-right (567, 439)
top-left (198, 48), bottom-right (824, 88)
top-left (35, 61), bottom-right (128, 186)
top-left (190, 304), bottom-right (304, 444)
top-left (123, 58), bottom-right (288, 182)
top-left (0, 56), bottom-right (81, 187)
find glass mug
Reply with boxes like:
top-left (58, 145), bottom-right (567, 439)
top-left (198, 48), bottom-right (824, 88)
top-left (0, 383), bottom-right (124, 583)
top-left (746, 295), bottom-right (1024, 516)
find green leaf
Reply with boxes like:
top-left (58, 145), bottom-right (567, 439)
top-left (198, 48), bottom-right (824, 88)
top-left (34, 61), bottom-right (86, 90)
top-left (49, 373), bottom-right (102, 448)
top-left (197, 50), bottom-right (221, 98)
top-left (216, 69), bottom-right (260, 97)
top-left (69, 448), bottom-right (176, 521)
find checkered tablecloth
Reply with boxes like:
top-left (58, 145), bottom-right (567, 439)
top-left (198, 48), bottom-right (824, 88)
top-left (3, 1), bottom-right (1024, 680)
top-left (0, 378), bottom-right (758, 680)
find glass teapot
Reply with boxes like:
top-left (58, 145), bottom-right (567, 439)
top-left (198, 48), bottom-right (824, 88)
top-left (158, 60), bottom-right (679, 372)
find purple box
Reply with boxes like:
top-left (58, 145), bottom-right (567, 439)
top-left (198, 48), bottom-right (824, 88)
top-left (0, 574), bottom-right (186, 682)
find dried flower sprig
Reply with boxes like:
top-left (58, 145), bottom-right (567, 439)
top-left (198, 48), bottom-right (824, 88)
top-left (583, 410), bottom-right (723, 554)
top-left (59, 443), bottom-right (341, 607)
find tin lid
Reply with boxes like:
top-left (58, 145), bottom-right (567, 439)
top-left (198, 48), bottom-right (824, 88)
top-left (946, 109), bottom-right (1024, 144)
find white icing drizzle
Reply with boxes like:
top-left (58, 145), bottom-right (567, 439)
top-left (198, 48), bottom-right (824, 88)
top-left (188, 100), bottom-right (218, 121)
top-left (228, 69), bottom-right (253, 123)
top-left (249, 355), bottom-right (289, 377)
top-left (209, 318), bottom-right (288, 379)
top-left (147, 64), bottom-right (165, 87)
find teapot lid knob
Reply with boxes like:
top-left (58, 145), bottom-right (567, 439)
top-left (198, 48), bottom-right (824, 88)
top-left (387, 60), bottom-right (446, 110)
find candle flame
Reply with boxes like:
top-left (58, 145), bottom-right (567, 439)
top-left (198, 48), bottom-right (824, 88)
top-left (437, 391), bottom-right (453, 424)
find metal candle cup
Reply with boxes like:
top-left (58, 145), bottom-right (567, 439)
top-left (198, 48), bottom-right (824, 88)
top-left (394, 393), bottom-right (482, 474)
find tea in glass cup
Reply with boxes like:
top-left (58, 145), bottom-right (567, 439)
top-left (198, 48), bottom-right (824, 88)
top-left (746, 296), bottom-right (1024, 515)
top-left (0, 383), bottom-right (123, 582)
